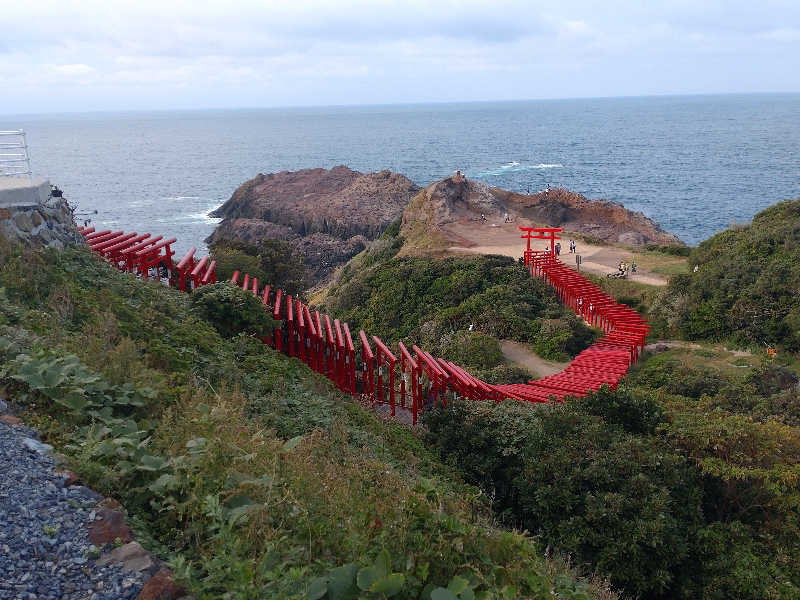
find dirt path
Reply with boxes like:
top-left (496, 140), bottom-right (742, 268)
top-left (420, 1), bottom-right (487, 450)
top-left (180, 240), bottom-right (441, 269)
top-left (442, 219), bottom-right (668, 286)
top-left (499, 340), bottom-right (570, 378)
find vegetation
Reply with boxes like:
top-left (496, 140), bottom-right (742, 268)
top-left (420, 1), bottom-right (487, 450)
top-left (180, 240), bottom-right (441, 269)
top-left (0, 238), bottom-right (615, 600)
top-left (320, 227), bottom-right (597, 373)
top-left (650, 198), bottom-right (800, 350)
top-left (210, 238), bottom-right (310, 298)
top-left (424, 379), bottom-right (800, 599)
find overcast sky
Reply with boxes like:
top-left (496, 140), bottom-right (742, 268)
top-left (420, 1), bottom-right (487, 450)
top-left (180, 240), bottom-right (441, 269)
top-left (2, 0), bottom-right (799, 114)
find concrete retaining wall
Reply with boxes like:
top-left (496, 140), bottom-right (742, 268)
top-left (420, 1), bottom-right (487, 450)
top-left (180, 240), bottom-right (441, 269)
top-left (0, 179), bottom-right (84, 249)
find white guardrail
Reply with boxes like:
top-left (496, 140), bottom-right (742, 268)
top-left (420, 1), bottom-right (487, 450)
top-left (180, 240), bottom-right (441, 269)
top-left (0, 130), bottom-right (32, 177)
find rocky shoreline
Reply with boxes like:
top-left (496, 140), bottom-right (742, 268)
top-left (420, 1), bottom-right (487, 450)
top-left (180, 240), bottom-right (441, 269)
top-left (208, 167), bottom-right (683, 284)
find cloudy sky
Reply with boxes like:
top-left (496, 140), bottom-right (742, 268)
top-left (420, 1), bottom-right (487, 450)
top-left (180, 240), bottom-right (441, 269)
top-left (2, 0), bottom-right (799, 114)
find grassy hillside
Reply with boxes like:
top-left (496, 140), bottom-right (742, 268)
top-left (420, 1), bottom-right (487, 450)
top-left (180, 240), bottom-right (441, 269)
top-left (317, 225), bottom-right (596, 383)
top-left (0, 237), bottom-right (616, 600)
top-left (650, 198), bottom-right (800, 350)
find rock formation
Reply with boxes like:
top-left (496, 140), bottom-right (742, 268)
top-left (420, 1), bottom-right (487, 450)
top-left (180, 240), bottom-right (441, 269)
top-left (402, 176), bottom-right (683, 247)
top-left (208, 166), bottom-right (420, 280)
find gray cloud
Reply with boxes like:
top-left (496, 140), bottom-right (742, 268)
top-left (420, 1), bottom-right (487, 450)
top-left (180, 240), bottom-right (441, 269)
top-left (0, 0), bottom-right (798, 114)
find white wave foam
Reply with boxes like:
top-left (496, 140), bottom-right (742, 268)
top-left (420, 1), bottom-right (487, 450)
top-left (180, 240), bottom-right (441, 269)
top-left (155, 201), bottom-right (223, 225)
top-left (473, 162), bottom-right (564, 177)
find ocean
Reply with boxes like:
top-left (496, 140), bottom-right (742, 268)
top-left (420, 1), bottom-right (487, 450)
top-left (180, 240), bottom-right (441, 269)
top-left (3, 94), bottom-right (799, 255)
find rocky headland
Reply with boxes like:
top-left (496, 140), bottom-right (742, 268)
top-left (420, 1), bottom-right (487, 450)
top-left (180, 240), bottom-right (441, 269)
top-left (208, 167), bottom-right (682, 282)
top-left (208, 166), bottom-right (420, 280)
top-left (401, 173), bottom-right (683, 248)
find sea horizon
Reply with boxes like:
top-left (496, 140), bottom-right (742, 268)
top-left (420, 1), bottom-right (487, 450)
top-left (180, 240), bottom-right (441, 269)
top-left (2, 93), bottom-right (798, 254)
top-left (3, 90), bottom-right (798, 119)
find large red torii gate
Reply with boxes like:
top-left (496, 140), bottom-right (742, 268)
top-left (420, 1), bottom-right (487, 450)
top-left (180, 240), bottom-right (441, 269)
top-left (519, 226), bottom-right (563, 265)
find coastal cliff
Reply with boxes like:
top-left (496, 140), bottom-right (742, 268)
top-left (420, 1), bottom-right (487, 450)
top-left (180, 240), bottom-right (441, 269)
top-left (208, 166), bottom-right (420, 279)
top-left (209, 168), bottom-right (683, 283)
top-left (402, 174), bottom-right (683, 248)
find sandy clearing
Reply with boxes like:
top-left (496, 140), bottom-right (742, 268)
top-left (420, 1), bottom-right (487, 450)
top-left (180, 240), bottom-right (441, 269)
top-left (499, 340), bottom-right (570, 379)
top-left (442, 218), bottom-right (668, 286)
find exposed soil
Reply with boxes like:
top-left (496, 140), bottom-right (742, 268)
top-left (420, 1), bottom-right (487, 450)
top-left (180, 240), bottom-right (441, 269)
top-left (499, 340), bottom-right (570, 379)
top-left (442, 218), bottom-right (669, 286)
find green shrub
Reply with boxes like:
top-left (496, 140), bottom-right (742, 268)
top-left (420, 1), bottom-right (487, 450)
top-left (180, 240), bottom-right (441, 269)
top-left (424, 398), bottom-right (704, 598)
top-left (644, 244), bottom-right (691, 257)
top-left (650, 198), bottom-right (800, 349)
top-left (574, 385), bottom-right (664, 435)
top-left (210, 238), bottom-right (310, 297)
top-left (626, 354), bottom-right (723, 398)
top-left (190, 282), bottom-right (276, 338)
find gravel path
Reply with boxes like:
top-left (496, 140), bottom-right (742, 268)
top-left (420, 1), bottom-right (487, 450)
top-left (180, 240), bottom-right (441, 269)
top-left (0, 419), bottom-right (148, 600)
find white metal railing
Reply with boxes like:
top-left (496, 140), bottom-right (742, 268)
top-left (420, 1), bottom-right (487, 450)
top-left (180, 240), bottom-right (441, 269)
top-left (0, 130), bottom-right (32, 177)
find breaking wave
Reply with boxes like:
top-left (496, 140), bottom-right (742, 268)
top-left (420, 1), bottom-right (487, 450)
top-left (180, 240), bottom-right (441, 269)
top-left (473, 162), bottom-right (564, 177)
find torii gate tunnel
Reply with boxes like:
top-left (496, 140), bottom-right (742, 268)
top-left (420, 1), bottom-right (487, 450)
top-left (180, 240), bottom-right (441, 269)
top-left (520, 226), bottom-right (563, 264)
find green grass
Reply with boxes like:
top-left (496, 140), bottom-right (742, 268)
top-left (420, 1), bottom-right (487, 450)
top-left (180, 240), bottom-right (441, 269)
top-left (0, 238), bottom-right (617, 600)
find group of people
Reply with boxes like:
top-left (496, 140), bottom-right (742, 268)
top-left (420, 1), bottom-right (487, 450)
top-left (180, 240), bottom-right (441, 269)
top-left (545, 239), bottom-right (577, 258)
top-left (480, 212), bottom-right (515, 223)
top-left (617, 260), bottom-right (637, 274)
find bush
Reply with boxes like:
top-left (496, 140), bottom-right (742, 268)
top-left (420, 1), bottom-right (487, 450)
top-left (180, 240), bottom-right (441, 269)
top-left (210, 238), bottom-right (310, 297)
top-left (575, 385), bottom-right (664, 435)
top-left (424, 398), bottom-right (704, 598)
top-left (626, 354), bottom-right (723, 398)
top-left (190, 283), bottom-right (276, 338)
top-left (323, 254), bottom-right (598, 368)
top-left (650, 198), bottom-right (800, 349)
top-left (644, 244), bottom-right (692, 257)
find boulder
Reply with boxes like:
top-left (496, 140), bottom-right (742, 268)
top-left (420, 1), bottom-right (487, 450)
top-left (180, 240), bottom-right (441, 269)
top-left (97, 541), bottom-right (154, 572)
top-left (88, 507), bottom-right (133, 546)
top-left (402, 178), bottom-right (684, 248)
top-left (136, 568), bottom-right (186, 600)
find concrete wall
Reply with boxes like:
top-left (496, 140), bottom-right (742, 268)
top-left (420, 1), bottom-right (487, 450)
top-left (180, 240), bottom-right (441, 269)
top-left (0, 179), bottom-right (84, 249)
top-left (0, 177), bottom-right (51, 207)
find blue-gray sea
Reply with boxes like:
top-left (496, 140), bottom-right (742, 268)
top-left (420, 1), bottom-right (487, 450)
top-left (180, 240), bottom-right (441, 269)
top-left (3, 94), bottom-right (799, 254)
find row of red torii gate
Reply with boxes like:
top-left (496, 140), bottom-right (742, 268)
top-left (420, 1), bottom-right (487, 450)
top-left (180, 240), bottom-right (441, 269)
top-left (76, 224), bottom-right (649, 425)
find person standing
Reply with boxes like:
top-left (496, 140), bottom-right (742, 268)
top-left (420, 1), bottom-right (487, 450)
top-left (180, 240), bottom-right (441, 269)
top-left (555, 242), bottom-right (561, 256)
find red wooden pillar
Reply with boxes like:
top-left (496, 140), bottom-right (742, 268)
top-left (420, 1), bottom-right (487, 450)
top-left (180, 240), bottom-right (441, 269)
top-left (360, 330), bottom-right (375, 403)
top-left (190, 256), bottom-right (209, 289)
top-left (296, 299), bottom-right (306, 364)
top-left (261, 285), bottom-right (272, 345)
top-left (373, 336), bottom-right (397, 416)
top-left (272, 289), bottom-right (284, 352)
top-left (314, 311), bottom-right (324, 374)
top-left (334, 319), bottom-right (346, 391)
top-left (343, 323), bottom-right (357, 394)
top-left (286, 295), bottom-right (295, 357)
top-left (324, 316), bottom-right (335, 381)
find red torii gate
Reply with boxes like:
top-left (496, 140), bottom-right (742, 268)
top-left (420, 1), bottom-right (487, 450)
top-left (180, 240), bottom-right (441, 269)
top-left (519, 226), bottom-right (563, 265)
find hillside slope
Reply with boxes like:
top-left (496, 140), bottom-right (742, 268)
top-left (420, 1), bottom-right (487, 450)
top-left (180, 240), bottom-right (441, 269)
top-left (651, 198), bottom-right (800, 349)
top-left (0, 237), bottom-right (616, 600)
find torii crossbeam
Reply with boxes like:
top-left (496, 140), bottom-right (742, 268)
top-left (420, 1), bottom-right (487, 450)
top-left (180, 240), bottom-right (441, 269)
top-left (519, 226), bottom-right (563, 264)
